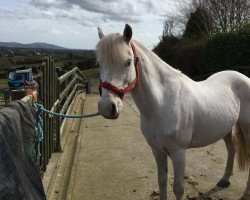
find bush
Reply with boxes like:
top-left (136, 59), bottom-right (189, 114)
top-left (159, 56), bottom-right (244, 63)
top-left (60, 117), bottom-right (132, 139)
top-left (153, 22), bottom-right (250, 78)
top-left (153, 36), bottom-right (179, 62)
top-left (172, 41), bottom-right (207, 77)
top-left (204, 23), bottom-right (250, 72)
top-left (153, 36), bottom-right (207, 77)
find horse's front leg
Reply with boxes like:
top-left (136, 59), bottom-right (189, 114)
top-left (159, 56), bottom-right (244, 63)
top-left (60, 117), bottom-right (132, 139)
top-left (169, 148), bottom-right (186, 200)
top-left (152, 148), bottom-right (168, 200)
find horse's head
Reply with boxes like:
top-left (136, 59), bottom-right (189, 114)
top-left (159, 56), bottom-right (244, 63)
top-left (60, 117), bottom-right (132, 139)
top-left (96, 24), bottom-right (139, 119)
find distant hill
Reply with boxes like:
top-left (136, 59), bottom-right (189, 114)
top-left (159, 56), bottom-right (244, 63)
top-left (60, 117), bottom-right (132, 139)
top-left (0, 42), bottom-right (67, 50)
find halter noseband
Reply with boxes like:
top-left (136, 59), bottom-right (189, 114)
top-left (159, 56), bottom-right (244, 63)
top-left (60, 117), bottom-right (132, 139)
top-left (99, 42), bottom-right (139, 100)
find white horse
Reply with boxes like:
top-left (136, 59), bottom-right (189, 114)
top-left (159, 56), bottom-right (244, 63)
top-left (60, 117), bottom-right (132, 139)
top-left (96, 24), bottom-right (250, 200)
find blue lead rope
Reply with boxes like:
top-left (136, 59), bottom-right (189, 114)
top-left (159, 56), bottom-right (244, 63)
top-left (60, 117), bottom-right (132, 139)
top-left (34, 103), bottom-right (100, 118)
top-left (33, 103), bottom-right (44, 157)
top-left (32, 103), bottom-right (100, 157)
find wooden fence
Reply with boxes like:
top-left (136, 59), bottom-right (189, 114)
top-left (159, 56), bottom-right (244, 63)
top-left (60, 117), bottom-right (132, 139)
top-left (37, 57), bottom-right (87, 171)
top-left (0, 57), bottom-right (88, 171)
top-left (0, 89), bottom-right (9, 107)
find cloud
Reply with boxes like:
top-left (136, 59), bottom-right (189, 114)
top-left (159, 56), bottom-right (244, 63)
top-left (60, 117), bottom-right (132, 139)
top-left (102, 14), bottom-right (142, 23)
top-left (66, 0), bottom-right (139, 16)
top-left (30, 0), bottom-right (63, 8)
top-left (2, 0), bottom-right (178, 26)
top-left (0, 6), bottom-right (41, 20)
top-left (0, 0), bottom-right (179, 49)
top-left (29, 0), bottom-right (143, 24)
top-left (138, 0), bottom-right (179, 15)
top-left (42, 10), bottom-right (53, 17)
top-left (70, 30), bottom-right (79, 35)
top-left (49, 28), bottom-right (62, 35)
top-left (0, 7), bottom-right (14, 19)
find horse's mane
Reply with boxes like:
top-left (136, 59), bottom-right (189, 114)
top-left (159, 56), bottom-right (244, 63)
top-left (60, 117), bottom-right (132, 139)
top-left (96, 33), bottom-right (129, 67)
top-left (96, 33), bottom-right (166, 68)
top-left (96, 32), bottom-right (182, 76)
top-left (133, 40), bottom-right (182, 75)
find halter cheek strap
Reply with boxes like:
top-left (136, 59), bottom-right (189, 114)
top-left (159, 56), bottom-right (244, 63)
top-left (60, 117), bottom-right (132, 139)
top-left (99, 42), bottom-right (139, 100)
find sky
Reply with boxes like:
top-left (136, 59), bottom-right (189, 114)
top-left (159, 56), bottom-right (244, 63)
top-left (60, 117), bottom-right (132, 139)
top-left (0, 0), bottom-right (180, 50)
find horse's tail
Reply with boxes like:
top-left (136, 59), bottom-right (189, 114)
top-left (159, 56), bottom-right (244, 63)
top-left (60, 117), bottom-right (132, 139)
top-left (233, 124), bottom-right (250, 170)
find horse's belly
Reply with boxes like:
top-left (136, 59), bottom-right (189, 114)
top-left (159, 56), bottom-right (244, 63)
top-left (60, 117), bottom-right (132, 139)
top-left (188, 113), bottom-right (238, 148)
top-left (188, 81), bottom-right (241, 148)
top-left (189, 129), bottom-right (230, 148)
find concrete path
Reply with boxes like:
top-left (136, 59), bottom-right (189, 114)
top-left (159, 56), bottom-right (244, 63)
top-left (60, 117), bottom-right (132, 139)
top-left (66, 94), bottom-right (159, 200)
top-left (45, 94), bottom-right (248, 200)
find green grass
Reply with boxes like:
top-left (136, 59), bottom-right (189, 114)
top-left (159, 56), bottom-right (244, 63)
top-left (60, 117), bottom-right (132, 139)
top-left (82, 68), bottom-right (100, 79)
top-left (81, 68), bottom-right (100, 93)
top-left (24, 63), bottom-right (42, 67)
top-left (54, 60), bottom-right (65, 68)
top-left (0, 79), bottom-right (8, 89)
top-left (0, 79), bottom-right (7, 86)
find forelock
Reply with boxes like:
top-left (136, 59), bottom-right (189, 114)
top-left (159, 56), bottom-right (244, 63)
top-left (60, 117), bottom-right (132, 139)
top-left (96, 33), bottom-right (129, 67)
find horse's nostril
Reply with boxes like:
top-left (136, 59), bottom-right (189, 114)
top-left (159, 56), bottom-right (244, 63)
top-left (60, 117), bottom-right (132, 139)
top-left (111, 103), bottom-right (117, 115)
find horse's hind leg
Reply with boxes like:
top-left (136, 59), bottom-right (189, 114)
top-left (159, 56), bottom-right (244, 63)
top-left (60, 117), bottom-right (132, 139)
top-left (217, 130), bottom-right (236, 188)
top-left (240, 171), bottom-right (250, 200)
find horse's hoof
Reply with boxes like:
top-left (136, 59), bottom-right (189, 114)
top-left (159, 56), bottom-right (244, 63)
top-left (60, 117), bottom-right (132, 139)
top-left (216, 179), bottom-right (231, 188)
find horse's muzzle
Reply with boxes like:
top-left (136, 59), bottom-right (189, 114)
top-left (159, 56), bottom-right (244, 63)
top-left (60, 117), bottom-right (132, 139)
top-left (98, 98), bottom-right (120, 119)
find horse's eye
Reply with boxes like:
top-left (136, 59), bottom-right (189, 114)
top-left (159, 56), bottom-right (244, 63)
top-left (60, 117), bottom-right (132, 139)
top-left (125, 59), bottom-right (132, 67)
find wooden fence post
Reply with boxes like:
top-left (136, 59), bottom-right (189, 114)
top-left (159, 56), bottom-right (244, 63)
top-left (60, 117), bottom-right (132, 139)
top-left (37, 60), bottom-right (87, 171)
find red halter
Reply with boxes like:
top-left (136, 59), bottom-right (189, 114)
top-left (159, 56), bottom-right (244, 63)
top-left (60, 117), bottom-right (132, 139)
top-left (99, 42), bottom-right (139, 100)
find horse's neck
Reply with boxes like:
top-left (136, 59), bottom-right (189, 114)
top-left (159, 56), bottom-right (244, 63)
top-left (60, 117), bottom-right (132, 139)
top-left (130, 42), bottom-right (184, 116)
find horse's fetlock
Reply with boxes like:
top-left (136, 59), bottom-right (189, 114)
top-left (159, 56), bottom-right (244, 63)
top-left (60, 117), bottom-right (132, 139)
top-left (173, 184), bottom-right (184, 199)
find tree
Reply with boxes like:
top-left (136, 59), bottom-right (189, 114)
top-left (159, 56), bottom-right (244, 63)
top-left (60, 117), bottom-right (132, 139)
top-left (201, 0), bottom-right (250, 32)
top-left (166, 0), bottom-right (250, 35)
top-left (183, 6), bottom-right (213, 38)
top-left (153, 0), bottom-right (250, 78)
top-left (154, 17), bottom-right (180, 62)
top-left (162, 18), bottom-right (175, 39)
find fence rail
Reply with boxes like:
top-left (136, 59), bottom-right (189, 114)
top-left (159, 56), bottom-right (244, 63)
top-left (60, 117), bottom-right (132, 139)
top-left (0, 89), bottom-right (10, 107)
top-left (0, 57), bottom-right (87, 171)
top-left (37, 57), bottom-right (87, 171)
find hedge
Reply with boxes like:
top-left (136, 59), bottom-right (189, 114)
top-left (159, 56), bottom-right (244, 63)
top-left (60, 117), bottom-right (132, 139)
top-left (153, 22), bottom-right (250, 78)
top-left (204, 23), bottom-right (250, 72)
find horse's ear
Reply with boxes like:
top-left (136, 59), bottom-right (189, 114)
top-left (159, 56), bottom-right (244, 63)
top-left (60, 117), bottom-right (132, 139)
top-left (123, 24), bottom-right (132, 43)
top-left (97, 27), bottom-right (105, 39)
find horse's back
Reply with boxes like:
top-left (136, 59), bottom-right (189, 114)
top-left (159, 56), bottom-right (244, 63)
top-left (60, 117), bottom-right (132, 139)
top-left (204, 70), bottom-right (248, 84)
top-left (199, 70), bottom-right (250, 101)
